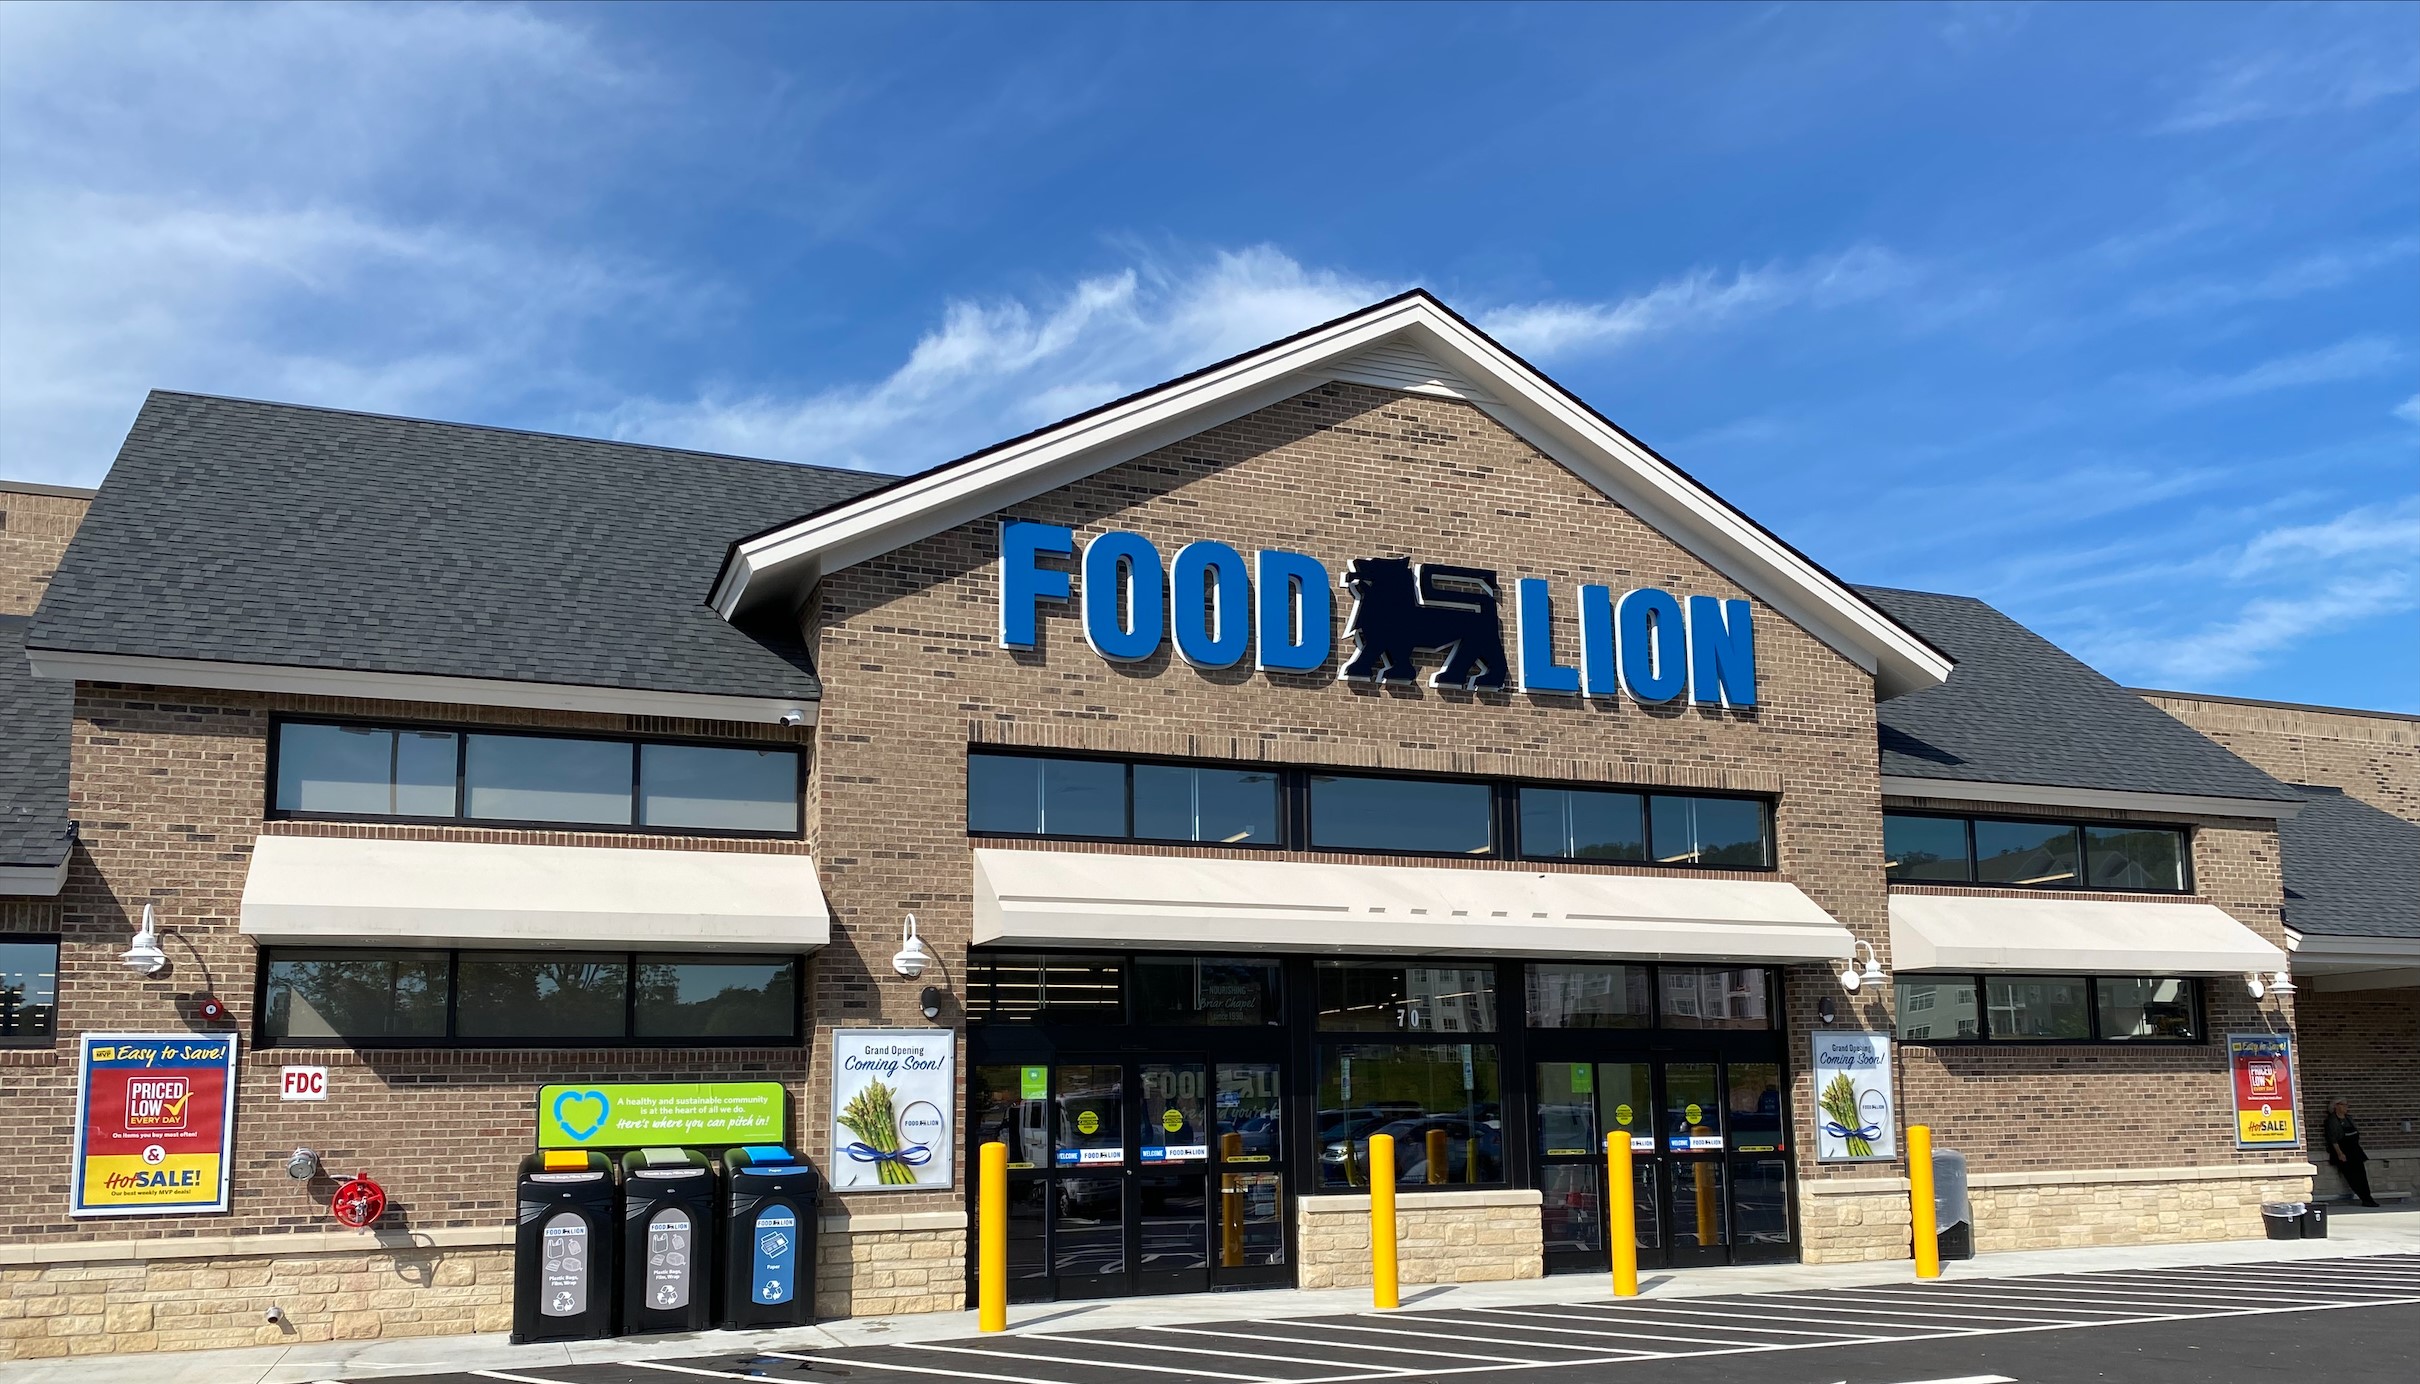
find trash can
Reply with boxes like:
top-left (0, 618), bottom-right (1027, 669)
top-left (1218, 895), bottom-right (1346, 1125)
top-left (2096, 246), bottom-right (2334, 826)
top-left (722, 1145), bottom-right (817, 1329)
top-left (621, 1148), bottom-right (716, 1335)
top-left (513, 1150), bottom-right (618, 1344)
top-left (1932, 1146), bottom-right (1974, 1262)
top-left (2301, 1203), bottom-right (2329, 1239)
top-left (2261, 1201), bottom-right (2306, 1241)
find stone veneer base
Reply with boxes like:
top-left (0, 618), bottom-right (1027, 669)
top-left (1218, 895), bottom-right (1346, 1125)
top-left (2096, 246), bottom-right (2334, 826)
top-left (1295, 1189), bottom-right (1545, 1290)
top-left (1799, 1162), bottom-right (2318, 1262)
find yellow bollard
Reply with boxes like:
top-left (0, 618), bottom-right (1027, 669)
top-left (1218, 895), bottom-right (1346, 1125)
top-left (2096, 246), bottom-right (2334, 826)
top-left (979, 1141), bottom-right (1009, 1331)
top-left (1369, 1134), bottom-right (1399, 1310)
top-left (1220, 1132), bottom-right (1245, 1268)
top-left (1606, 1132), bottom-right (1637, 1297)
top-left (1909, 1124), bottom-right (1940, 1280)
top-left (1426, 1128), bottom-right (1448, 1186)
top-left (1693, 1157), bottom-right (1716, 1247)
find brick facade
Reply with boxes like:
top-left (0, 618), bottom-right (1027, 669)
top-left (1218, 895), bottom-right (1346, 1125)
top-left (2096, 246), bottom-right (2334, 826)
top-left (0, 482), bottom-right (92, 617)
top-left (2141, 690), bottom-right (2419, 823)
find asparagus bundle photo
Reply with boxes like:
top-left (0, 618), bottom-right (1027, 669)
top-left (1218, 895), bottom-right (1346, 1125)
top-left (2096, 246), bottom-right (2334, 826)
top-left (841, 1078), bottom-right (921, 1185)
top-left (1820, 1071), bottom-right (1873, 1158)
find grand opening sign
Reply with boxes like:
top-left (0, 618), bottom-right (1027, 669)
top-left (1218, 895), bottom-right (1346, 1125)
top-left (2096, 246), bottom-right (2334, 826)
top-left (999, 522), bottom-right (1757, 707)
top-left (71, 1032), bottom-right (239, 1217)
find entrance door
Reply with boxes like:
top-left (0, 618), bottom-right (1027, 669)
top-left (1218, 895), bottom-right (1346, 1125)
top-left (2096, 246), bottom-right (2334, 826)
top-left (1535, 1054), bottom-right (1794, 1274)
top-left (969, 1055), bottom-right (1290, 1303)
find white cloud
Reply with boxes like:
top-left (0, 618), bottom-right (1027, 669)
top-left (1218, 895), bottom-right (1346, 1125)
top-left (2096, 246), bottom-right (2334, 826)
top-left (2157, 19), bottom-right (2420, 133)
top-left (2123, 236), bottom-right (2420, 318)
top-left (2127, 573), bottom-right (2419, 684)
top-left (2233, 495), bottom-right (2420, 577)
top-left (2396, 393), bottom-right (2420, 425)
top-left (2149, 335), bottom-right (2404, 407)
top-left (1477, 246), bottom-right (1918, 360)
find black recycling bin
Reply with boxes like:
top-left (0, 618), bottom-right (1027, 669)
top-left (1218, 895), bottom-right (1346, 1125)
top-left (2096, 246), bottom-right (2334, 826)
top-left (621, 1148), bottom-right (717, 1334)
top-left (721, 1145), bottom-right (817, 1328)
top-left (513, 1150), bottom-right (618, 1344)
top-left (1932, 1146), bottom-right (1975, 1261)
top-left (2301, 1203), bottom-right (2329, 1239)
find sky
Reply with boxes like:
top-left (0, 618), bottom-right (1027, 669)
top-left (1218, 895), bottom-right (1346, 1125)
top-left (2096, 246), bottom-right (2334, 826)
top-left (1, 2), bottom-right (2415, 709)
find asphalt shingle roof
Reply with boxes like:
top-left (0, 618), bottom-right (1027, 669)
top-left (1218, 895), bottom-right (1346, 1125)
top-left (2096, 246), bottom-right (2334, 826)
top-left (1857, 585), bottom-right (2301, 806)
top-left (2277, 785), bottom-right (2420, 940)
top-left (0, 615), bottom-right (73, 869)
top-left (29, 392), bottom-right (888, 701)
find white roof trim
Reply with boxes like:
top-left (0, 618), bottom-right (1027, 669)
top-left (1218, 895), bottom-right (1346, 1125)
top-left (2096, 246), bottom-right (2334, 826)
top-left (973, 848), bottom-right (1857, 961)
top-left (239, 834), bottom-right (831, 951)
top-left (1889, 893), bottom-right (2286, 975)
top-left (714, 293), bottom-right (1953, 698)
top-left (25, 648), bottom-right (816, 726)
top-left (1879, 774), bottom-right (2302, 821)
top-left (0, 858), bottom-right (69, 896)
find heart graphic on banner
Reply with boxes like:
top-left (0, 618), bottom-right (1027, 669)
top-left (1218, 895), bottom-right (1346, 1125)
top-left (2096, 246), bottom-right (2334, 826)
top-left (553, 1089), bottom-right (611, 1141)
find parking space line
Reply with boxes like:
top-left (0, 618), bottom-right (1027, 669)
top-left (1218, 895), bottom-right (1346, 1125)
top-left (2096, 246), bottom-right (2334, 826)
top-left (1150, 1321), bottom-right (1553, 1364)
top-left (471, 1373), bottom-right (578, 1384)
top-left (908, 1339), bottom-right (1285, 1381)
top-left (627, 1363), bottom-right (761, 1380)
top-left (1452, 1306), bottom-right (1844, 1347)
top-left (1295, 1316), bottom-right (1642, 1356)
top-left (759, 1349), bottom-right (1077, 1384)
top-left (1882, 1282), bottom-right (2255, 1313)
top-left (1604, 1295), bottom-right (2027, 1325)
top-left (2140, 1265), bottom-right (2420, 1291)
top-left (1814, 1289), bottom-right (2156, 1318)
top-left (1962, 1277), bottom-right (2359, 1306)
top-left (1745, 1291), bottom-right (2121, 1322)
top-left (1487, 1302), bottom-right (1951, 1339)
top-left (1030, 1331), bottom-right (1411, 1376)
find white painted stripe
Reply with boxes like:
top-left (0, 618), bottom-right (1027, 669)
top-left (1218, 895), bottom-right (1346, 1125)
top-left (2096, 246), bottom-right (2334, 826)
top-left (758, 1349), bottom-right (1073, 1384)
top-left (627, 1363), bottom-right (761, 1380)
top-left (1031, 1331), bottom-right (1417, 1375)
top-left (1881, 1376), bottom-right (2016, 1384)
top-left (1238, 1318), bottom-right (1617, 1361)
top-left (1959, 1277), bottom-right (2358, 1306)
top-left (471, 1373), bottom-right (573, 1384)
top-left (1745, 1291), bottom-right (2113, 1322)
top-left (1814, 1289), bottom-right (2151, 1318)
top-left (1487, 1303), bottom-right (1945, 1339)
top-left (1149, 1321), bottom-right (1552, 1364)
top-left (910, 1340), bottom-right (1283, 1381)
top-left (2143, 1264), bottom-right (2420, 1289)
top-left (1441, 1307), bottom-right (1815, 1348)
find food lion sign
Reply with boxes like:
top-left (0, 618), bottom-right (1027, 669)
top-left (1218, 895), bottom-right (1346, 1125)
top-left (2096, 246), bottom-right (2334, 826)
top-left (998, 522), bottom-right (1758, 707)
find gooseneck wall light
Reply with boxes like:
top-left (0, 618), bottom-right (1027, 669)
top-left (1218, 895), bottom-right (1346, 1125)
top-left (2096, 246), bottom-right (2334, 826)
top-left (121, 903), bottom-right (168, 976)
top-left (1837, 939), bottom-right (1886, 994)
top-left (892, 914), bottom-right (930, 979)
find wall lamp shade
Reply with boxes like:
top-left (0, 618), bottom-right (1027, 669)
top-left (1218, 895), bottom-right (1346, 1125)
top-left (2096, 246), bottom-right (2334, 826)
top-left (2248, 970), bottom-right (2295, 1000)
top-left (892, 914), bottom-right (930, 979)
top-left (122, 904), bottom-right (169, 976)
top-left (1837, 939), bottom-right (1885, 993)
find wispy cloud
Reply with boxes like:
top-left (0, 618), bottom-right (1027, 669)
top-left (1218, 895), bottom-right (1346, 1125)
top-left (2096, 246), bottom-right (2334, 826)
top-left (2123, 236), bottom-right (2420, 318)
top-left (2145, 335), bottom-right (2404, 407)
top-left (2156, 15), bottom-right (2420, 133)
top-left (1477, 247), bottom-right (1918, 359)
top-left (2395, 393), bottom-right (2420, 425)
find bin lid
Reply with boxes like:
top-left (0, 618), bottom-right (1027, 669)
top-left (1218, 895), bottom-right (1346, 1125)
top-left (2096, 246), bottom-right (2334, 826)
top-left (735, 1144), bottom-right (810, 1175)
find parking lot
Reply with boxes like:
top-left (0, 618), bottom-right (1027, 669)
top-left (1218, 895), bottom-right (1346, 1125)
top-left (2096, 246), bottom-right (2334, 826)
top-left (346, 1252), bottom-right (2420, 1384)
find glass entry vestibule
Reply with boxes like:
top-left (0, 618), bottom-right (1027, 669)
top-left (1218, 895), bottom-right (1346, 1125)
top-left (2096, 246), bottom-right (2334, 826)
top-left (964, 952), bottom-right (1796, 1305)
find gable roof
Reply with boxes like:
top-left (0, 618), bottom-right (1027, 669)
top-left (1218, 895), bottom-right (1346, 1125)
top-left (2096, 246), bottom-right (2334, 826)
top-left (28, 392), bottom-right (887, 721)
top-left (1859, 585), bottom-right (2305, 818)
top-left (710, 290), bottom-right (1956, 699)
top-left (1, 614), bottom-right (74, 887)
top-left (2277, 785), bottom-right (2420, 940)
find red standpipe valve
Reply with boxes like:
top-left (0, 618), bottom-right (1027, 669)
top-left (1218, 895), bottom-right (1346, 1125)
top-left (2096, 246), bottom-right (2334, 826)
top-left (330, 1173), bottom-right (386, 1228)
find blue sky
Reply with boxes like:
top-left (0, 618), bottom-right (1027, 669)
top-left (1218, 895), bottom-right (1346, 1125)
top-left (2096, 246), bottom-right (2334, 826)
top-left (3, 2), bottom-right (2415, 708)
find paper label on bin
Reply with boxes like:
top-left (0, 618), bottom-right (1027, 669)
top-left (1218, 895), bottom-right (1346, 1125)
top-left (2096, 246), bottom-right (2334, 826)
top-left (752, 1209), bottom-right (798, 1306)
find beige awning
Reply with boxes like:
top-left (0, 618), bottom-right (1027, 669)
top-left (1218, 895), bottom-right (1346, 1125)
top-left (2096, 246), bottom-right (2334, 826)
top-left (1890, 893), bottom-right (2285, 974)
top-left (240, 835), bottom-right (830, 951)
top-left (973, 848), bottom-right (1856, 961)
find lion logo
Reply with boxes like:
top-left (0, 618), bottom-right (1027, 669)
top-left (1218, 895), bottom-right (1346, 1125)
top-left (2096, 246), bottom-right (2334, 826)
top-left (1338, 557), bottom-right (1507, 690)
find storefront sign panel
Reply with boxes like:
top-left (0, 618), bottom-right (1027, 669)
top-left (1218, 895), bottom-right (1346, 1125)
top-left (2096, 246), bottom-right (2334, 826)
top-left (536, 1082), bottom-right (786, 1149)
top-left (831, 1029), bottom-right (955, 1191)
top-left (71, 1032), bottom-right (239, 1217)
top-left (1811, 1031), bottom-right (1895, 1163)
top-left (2228, 1032), bottom-right (2299, 1149)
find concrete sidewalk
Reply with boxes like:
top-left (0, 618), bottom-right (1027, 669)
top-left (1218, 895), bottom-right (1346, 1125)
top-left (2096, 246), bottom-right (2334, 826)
top-left (8, 1204), bottom-right (2418, 1384)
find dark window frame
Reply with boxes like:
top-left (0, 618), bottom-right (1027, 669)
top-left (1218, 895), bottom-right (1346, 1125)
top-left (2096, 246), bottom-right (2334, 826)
top-left (1891, 973), bottom-right (2207, 1046)
top-left (1883, 810), bottom-right (2194, 895)
top-left (266, 714), bottom-right (806, 840)
top-left (0, 933), bottom-right (61, 1048)
top-left (253, 946), bottom-right (806, 1049)
top-left (966, 749), bottom-right (1776, 873)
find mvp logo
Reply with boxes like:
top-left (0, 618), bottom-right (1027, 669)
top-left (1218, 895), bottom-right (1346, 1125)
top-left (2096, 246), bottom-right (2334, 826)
top-left (124, 1078), bottom-right (191, 1131)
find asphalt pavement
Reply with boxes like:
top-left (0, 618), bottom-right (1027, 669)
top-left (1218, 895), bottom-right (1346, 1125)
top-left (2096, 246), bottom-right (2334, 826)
top-left (333, 1253), bottom-right (2420, 1384)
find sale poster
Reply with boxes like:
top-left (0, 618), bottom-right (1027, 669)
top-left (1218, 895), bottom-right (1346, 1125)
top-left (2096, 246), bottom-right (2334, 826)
top-left (2228, 1032), bottom-right (2299, 1149)
top-left (829, 1029), bottom-right (953, 1191)
top-left (71, 1032), bottom-right (239, 1217)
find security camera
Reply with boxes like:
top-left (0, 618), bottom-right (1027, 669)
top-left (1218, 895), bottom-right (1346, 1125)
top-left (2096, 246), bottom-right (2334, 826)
top-left (777, 707), bottom-right (808, 727)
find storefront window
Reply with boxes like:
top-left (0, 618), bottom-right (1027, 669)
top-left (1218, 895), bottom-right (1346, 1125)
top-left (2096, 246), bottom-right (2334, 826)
top-left (1130, 956), bottom-right (1281, 1025)
top-left (1883, 814), bottom-right (1969, 882)
top-left (968, 1065), bottom-right (1049, 1170)
top-left (1133, 765), bottom-right (1279, 844)
top-left (1650, 796), bottom-right (1771, 868)
top-left (633, 956), bottom-right (796, 1039)
top-left (2093, 977), bottom-right (2200, 1040)
top-left (638, 745), bottom-right (798, 833)
top-left (0, 938), bottom-right (58, 1046)
top-left (968, 753), bottom-right (1125, 837)
top-left (1525, 963), bottom-right (1652, 1028)
top-left (2084, 826), bottom-right (2187, 891)
top-left (1894, 977), bottom-right (1980, 1040)
top-left (456, 952), bottom-right (630, 1038)
top-left (1307, 774), bottom-right (1492, 854)
top-left (1973, 819), bottom-right (2080, 887)
top-left (1314, 1043), bottom-right (1501, 1187)
top-left (1315, 961), bottom-right (1496, 1033)
top-left (971, 953), bottom-right (1126, 1024)
top-left (1726, 1061), bottom-right (1786, 1153)
top-left (1216, 1062), bottom-right (1283, 1165)
top-left (275, 724), bottom-right (457, 816)
top-left (1658, 966), bottom-right (1772, 1030)
top-left (1519, 787), bottom-right (1646, 861)
top-left (262, 949), bottom-right (450, 1041)
top-left (1985, 975), bottom-right (2091, 1039)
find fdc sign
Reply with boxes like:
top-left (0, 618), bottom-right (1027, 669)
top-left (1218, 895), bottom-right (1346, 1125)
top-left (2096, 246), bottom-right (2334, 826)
top-left (998, 521), bottom-right (1757, 707)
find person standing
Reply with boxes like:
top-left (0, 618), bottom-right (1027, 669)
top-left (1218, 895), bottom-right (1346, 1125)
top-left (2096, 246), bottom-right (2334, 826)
top-left (2324, 1100), bottom-right (2380, 1208)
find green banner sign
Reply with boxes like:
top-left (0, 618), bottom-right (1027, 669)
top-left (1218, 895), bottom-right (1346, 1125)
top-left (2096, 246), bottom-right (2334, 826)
top-left (537, 1082), bottom-right (787, 1149)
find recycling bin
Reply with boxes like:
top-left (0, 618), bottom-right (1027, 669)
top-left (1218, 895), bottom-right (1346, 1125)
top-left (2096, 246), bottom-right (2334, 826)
top-left (2300, 1203), bottom-right (2329, 1239)
top-left (513, 1150), bottom-right (618, 1344)
top-left (1932, 1146), bottom-right (1974, 1262)
top-left (621, 1148), bottom-right (716, 1334)
top-left (2261, 1201), bottom-right (2306, 1240)
top-left (721, 1145), bottom-right (817, 1328)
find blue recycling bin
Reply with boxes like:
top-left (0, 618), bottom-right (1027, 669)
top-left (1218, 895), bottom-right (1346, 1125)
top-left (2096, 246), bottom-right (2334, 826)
top-left (720, 1145), bottom-right (817, 1328)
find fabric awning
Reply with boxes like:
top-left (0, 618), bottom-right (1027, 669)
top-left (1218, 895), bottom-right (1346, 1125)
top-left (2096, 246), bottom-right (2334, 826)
top-left (973, 849), bottom-right (1856, 961)
top-left (1889, 893), bottom-right (2285, 974)
top-left (240, 835), bottom-right (830, 951)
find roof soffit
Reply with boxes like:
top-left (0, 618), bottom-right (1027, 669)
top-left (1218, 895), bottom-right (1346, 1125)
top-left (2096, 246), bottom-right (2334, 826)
top-left (713, 292), bottom-right (1954, 699)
